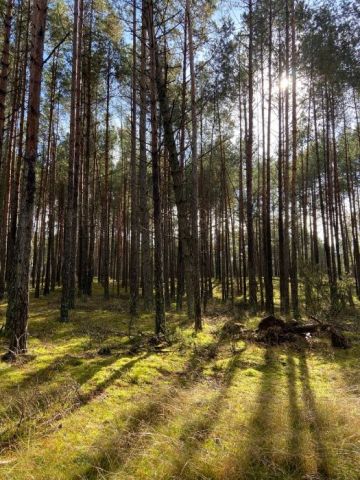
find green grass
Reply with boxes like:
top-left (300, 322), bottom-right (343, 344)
top-left (0, 284), bottom-right (360, 479)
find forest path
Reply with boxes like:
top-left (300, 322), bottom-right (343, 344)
top-left (0, 286), bottom-right (360, 480)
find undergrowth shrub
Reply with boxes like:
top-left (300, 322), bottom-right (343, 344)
top-left (301, 262), bottom-right (354, 319)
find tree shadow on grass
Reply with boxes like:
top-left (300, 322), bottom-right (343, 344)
top-left (163, 351), bottom-right (246, 480)
top-left (230, 346), bottom-right (349, 480)
top-left (223, 347), bottom-right (283, 480)
top-left (0, 345), bottom-right (129, 400)
top-left (0, 352), bottom-right (150, 452)
top-left (79, 353), bottom-right (151, 403)
top-left (285, 352), bottom-right (305, 477)
top-left (70, 335), bottom-right (235, 480)
top-left (298, 353), bottom-right (332, 480)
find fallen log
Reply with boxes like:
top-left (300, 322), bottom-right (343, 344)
top-left (256, 326), bottom-right (297, 345)
top-left (285, 323), bottom-right (321, 334)
top-left (309, 315), bottom-right (351, 349)
top-left (258, 315), bottom-right (285, 331)
top-left (330, 329), bottom-right (351, 349)
top-left (256, 314), bottom-right (351, 348)
top-left (257, 316), bottom-right (322, 336)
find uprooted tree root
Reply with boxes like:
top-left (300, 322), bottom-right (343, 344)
top-left (221, 315), bottom-right (352, 349)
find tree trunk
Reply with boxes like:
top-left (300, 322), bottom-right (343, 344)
top-left (129, 0), bottom-right (139, 315)
top-left (5, 0), bottom-right (47, 358)
top-left (0, 0), bottom-right (13, 170)
top-left (146, 0), bottom-right (165, 334)
top-left (186, 0), bottom-right (202, 330)
top-left (246, 0), bottom-right (257, 307)
top-left (139, 0), bottom-right (152, 310)
top-left (290, 0), bottom-right (299, 317)
top-left (60, 0), bottom-right (82, 322)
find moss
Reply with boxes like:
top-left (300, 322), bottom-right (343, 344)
top-left (0, 284), bottom-right (360, 479)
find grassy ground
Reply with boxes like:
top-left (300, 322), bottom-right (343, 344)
top-left (0, 284), bottom-right (360, 480)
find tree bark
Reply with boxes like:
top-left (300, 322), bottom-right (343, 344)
top-left (5, 0), bottom-right (48, 358)
top-left (246, 0), bottom-right (257, 307)
top-left (186, 0), bottom-right (202, 329)
top-left (129, 0), bottom-right (139, 315)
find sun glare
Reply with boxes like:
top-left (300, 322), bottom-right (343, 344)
top-left (280, 75), bottom-right (289, 90)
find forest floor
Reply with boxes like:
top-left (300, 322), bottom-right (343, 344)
top-left (0, 284), bottom-right (360, 480)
